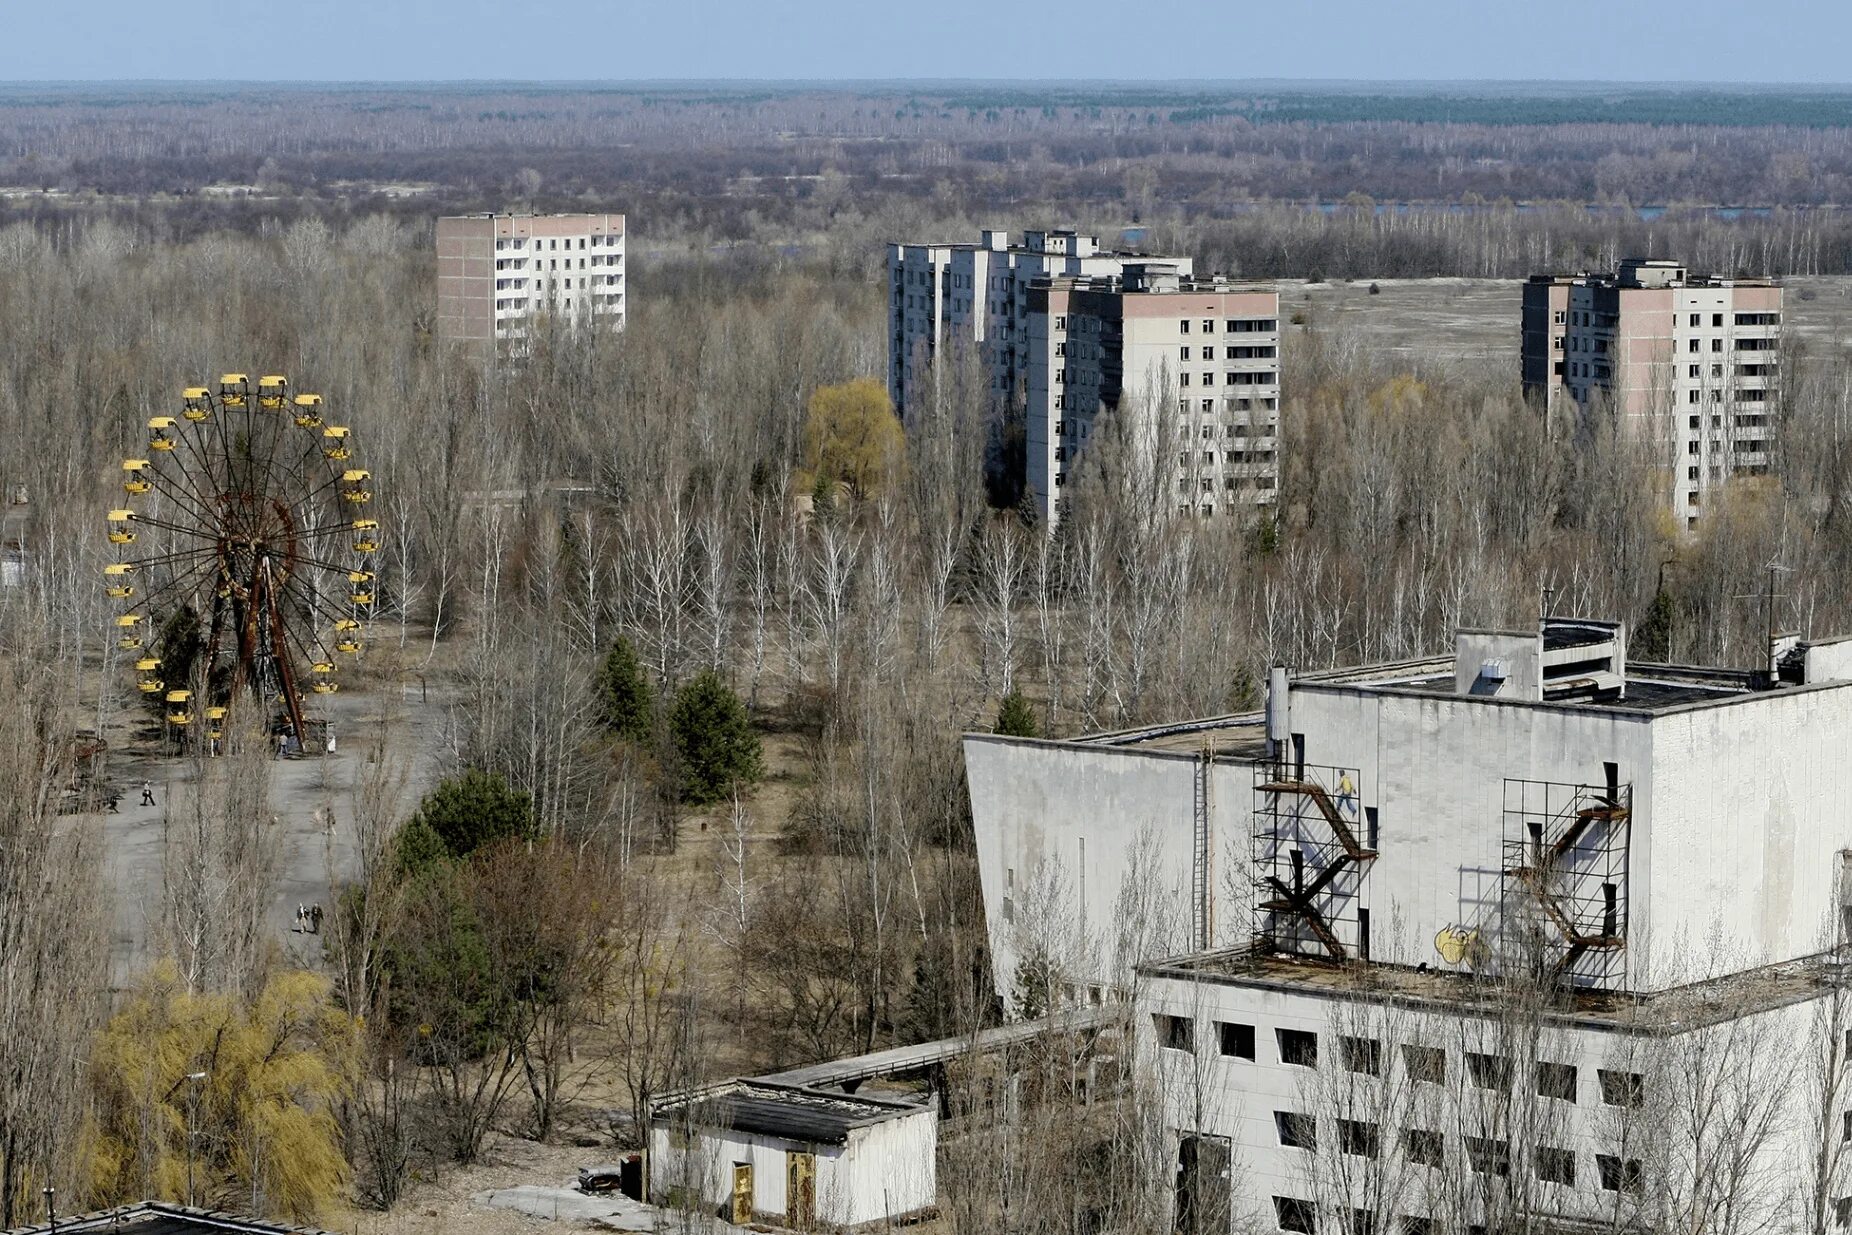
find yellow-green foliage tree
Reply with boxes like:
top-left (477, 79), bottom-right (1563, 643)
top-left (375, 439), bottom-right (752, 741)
top-left (801, 378), bottom-right (905, 501)
top-left (87, 967), bottom-right (355, 1221)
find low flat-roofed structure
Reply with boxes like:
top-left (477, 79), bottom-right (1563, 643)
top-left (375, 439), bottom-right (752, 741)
top-left (650, 1081), bottom-right (935, 1228)
top-left (2, 1204), bottom-right (333, 1235)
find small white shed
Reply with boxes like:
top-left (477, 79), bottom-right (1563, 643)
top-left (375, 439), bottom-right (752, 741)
top-left (649, 1080), bottom-right (936, 1228)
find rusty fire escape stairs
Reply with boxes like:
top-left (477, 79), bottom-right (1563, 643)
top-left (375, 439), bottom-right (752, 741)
top-left (1505, 796), bottom-right (1629, 979)
top-left (1257, 777), bottom-right (1377, 961)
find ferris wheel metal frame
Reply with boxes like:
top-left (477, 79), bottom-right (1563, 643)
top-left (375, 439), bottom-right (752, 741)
top-left (106, 373), bottom-right (378, 745)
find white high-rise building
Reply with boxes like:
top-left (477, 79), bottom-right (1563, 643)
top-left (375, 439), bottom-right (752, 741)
top-left (1522, 259), bottom-right (1782, 529)
top-left (1027, 263), bottom-right (1280, 525)
top-left (885, 228), bottom-right (1192, 422)
top-left (437, 212), bottom-right (626, 348)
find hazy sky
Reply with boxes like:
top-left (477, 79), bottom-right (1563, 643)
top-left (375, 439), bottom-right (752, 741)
top-left (3, 0), bottom-right (1847, 84)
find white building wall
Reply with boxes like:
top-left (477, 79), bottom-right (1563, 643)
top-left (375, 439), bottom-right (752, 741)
top-left (648, 1124), bottom-right (794, 1218)
top-left (1137, 970), bottom-right (1822, 1232)
top-left (1643, 684), bottom-right (1852, 979)
top-left (823, 1111), bottom-right (938, 1226)
top-left (1283, 685), bottom-right (1657, 980)
top-left (964, 735), bottom-right (1255, 1006)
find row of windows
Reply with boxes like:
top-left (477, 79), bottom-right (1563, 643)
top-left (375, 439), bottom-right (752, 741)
top-left (1686, 387), bottom-right (1770, 403)
top-left (1179, 450), bottom-right (1278, 467)
top-left (1179, 345), bottom-right (1278, 360)
top-left (494, 234), bottom-right (618, 251)
top-left (1176, 495), bottom-right (1275, 518)
top-left (1271, 1115), bottom-right (1641, 1191)
top-left (1155, 1017), bottom-right (1644, 1105)
top-left (1179, 370), bottom-right (1279, 387)
top-left (1179, 318), bottom-right (1278, 334)
top-left (1269, 1156), bottom-right (1645, 1234)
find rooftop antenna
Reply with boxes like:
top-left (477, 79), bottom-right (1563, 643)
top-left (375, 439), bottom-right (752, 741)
top-left (1734, 559), bottom-right (1793, 682)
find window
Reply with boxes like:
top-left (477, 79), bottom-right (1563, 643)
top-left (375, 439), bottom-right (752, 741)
top-left (1274, 1197), bottom-right (1315, 1234)
top-left (1713, 338), bottom-right (1724, 353)
top-left (1180, 373), bottom-right (1191, 387)
top-left (1404, 1129), bottom-right (1443, 1167)
top-left (1403, 1045), bottom-right (1445, 1084)
top-left (1180, 346), bottom-right (1192, 360)
top-left (1403, 1218), bottom-right (1434, 1235)
top-left (1689, 339), bottom-right (1700, 353)
top-left (1689, 414), bottom-right (1701, 428)
top-left (1466, 1052), bottom-right (1510, 1090)
top-left (1347, 1213), bottom-right (1375, 1235)
top-left (1597, 1154), bottom-right (1643, 1193)
top-left (1339, 1120), bottom-right (1379, 1159)
top-left (1341, 1036), bottom-right (1382, 1076)
top-left (1202, 319), bottom-right (1214, 333)
top-left (1713, 312), bottom-right (1724, 327)
top-left (1536, 1146), bottom-right (1576, 1185)
top-left (1689, 313), bottom-right (1701, 327)
top-left (1843, 1110), bottom-right (1851, 1145)
top-left (1278, 1028), bottom-right (1318, 1067)
top-left (1689, 364), bottom-right (1701, 378)
top-left (1465, 1137), bottom-right (1510, 1177)
top-left (1275, 1111), bottom-right (1316, 1150)
top-left (1154, 1014), bottom-right (1193, 1053)
top-left (1537, 1061), bottom-right (1577, 1102)
top-left (1599, 1069), bottom-right (1644, 1107)
top-left (1180, 320), bottom-right (1191, 334)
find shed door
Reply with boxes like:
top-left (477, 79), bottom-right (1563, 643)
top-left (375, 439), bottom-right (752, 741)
top-left (731, 1161), bottom-right (752, 1224)
top-left (787, 1150), bottom-right (816, 1226)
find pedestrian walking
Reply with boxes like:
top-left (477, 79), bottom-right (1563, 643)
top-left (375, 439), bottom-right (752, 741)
top-left (107, 790), bottom-right (120, 814)
top-left (139, 781), bottom-right (155, 807)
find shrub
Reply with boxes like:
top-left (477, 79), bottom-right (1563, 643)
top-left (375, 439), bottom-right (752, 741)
top-left (595, 636), bottom-right (654, 742)
top-left (399, 769), bottom-right (535, 870)
top-left (995, 690), bottom-right (1039, 738)
top-left (671, 670), bottom-right (764, 805)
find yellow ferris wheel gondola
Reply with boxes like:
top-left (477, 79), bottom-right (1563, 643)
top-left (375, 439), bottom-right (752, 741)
top-left (219, 374), bottom-right (249, 407)
top-left (147, 417), bottom-right (178, 451)
top-left (135, 657), bottom-right (163, 694)
top-left (105, 562), bottom-right (137, 600)
top-left (351, 519), bottom-right (379, 554)
top-left (348, 570), bottom-right (374, 607)
top-left (165, 688), bottom-right (193, 726)
top-left (257, 375), bottom-right (288, 409)
top-left (293, 394), bottom-right (324, 427)
top-left (107, 510), bottom-right (136, 544)
top-left (322, 426), bottom-right (350, 460)
top-left (115, 613), bottom-right (144, 650)
top-left (310, 661), bottom-right (339, 694)
top-left (182, 387), bottom-right (213, 422)
top-left (340, 470), bottom-right (372, 504)
top-left (122, 459), bottom-right (152, 495)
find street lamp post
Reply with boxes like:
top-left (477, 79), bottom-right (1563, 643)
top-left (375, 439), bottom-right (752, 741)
top-left (163, 1070), bottom-right (209, 1207)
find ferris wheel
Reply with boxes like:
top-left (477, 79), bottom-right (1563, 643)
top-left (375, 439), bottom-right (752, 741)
top-left (105, 374), bottom-right (378, 745)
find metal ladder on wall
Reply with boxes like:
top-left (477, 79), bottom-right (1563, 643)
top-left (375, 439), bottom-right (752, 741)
top-left (1193, 744), bottom-right (1215, 951)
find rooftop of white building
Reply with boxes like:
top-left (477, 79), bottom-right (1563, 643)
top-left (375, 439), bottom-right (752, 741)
top-left (1141, 943), bottom-right (1845, 1033)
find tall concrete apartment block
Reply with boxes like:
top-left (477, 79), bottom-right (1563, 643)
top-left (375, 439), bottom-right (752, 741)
top-left (966, 618), bottom-right (1852, 1231)
top-left (436, 212), bottom-right (626, 348)
top-left (885, 228), bottom-right (1192, 421)
top-left (1027, 263), bottom-right (1280, 524)
top-left (1522, 258), bottom-right (1782, 528)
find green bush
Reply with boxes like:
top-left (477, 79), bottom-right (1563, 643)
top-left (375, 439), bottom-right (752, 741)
top-left (595, 636), bottom-right (654, 742)
top-left (671, 670), bottom-right (764, 805)
top-left (995, 689), bottom-right (1039, 738)
top-left (398, 769), bottom-right (535, 872)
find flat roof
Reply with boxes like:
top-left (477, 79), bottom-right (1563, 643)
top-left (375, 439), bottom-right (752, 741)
top-left (3, 1204), bottom-right (334, 1235)
top-left (654, 1081), bottom-right (927, 1145)
top-left (1140, 946), bottom-right (1841, 1034)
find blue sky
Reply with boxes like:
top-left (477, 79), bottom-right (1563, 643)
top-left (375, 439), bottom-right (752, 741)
top-left (3, 0), bottom-right (1847, 84)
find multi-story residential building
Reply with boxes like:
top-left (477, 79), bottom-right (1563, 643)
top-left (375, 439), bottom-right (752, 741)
top-left (885, 228), bottom-right (1192, 422)
top-left (966, 616), bottom-right (1852, 1230)
top-left (1026, 263), bottom-right (1280, 525)
top-left (1521, 259), bottom-right (1782, 528)
top-left (436, 212), bottom-right (626, 348)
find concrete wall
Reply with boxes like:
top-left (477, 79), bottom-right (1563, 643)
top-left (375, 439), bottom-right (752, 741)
top-left (1137, 969), bottom-right (1821, 1232)
top-left (964, 735), bottom-right (1256, 1006)
top-left (1285, 684), bottom-right (1656, 982)
top-left (1643, 684), bottom-right (1852, 980)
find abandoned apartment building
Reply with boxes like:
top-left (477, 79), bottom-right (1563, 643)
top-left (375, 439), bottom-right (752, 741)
top-left (966, 617), bottom-right (1852, 1230)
